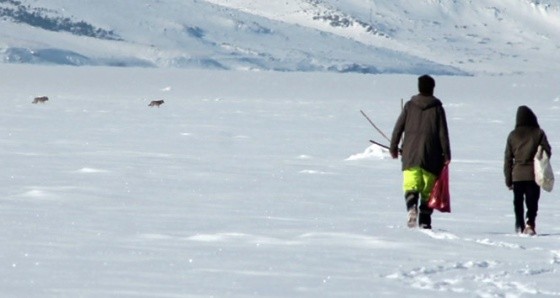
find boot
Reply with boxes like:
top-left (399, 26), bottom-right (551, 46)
top-left (523, 221), bottom-right (536, 236)
top-left (405, 192), bottom-right (419, 228)
top-left (407, 209), bottom-right (418, 228)
top-left (418, 213), bottom-right (432, 229)
top-left (418, 203), bottom-right (433, 229)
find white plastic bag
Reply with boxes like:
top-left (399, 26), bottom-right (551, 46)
top-left (534, 145), bottom-right (554, 192)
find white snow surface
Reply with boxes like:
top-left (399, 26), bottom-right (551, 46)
top-left (1, 0), bottom-right (560, 74)
top-left (1, 64), bottom-right (559, 297)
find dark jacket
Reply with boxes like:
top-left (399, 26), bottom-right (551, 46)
top-left (504, 106), bottom-right (551, 187)
top-left (390, 94), bottom-right (451, 176)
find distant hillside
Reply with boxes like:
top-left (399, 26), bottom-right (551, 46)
top-left (0, 0), bottom-right (119, 40)
top-left (0, 0), bottom-right (559, 75)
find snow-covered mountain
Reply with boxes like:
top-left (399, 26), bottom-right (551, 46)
top-left (1, 0), bottom-right (559, 75)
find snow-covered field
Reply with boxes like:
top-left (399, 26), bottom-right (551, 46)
top-left (1, 64), bottom-right (560, 297)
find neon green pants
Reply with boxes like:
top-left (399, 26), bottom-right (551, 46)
top-left (403, 167), bottom-right (437, 202)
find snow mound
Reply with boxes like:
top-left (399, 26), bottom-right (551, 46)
top-left (346, 144), bottom-right (390, 161)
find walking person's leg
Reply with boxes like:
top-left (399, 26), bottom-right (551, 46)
top-left (512, 182), bottom-right (526, 233)
top-left (525, 181), bottom-right (541, 234)
top-left (418, 169), bottom-right (437, 229)
top-left (403, 167), bottom-right (423, 228)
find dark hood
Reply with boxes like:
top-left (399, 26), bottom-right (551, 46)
top-left (418, 75), bottom-right (435, 96)
top-left (515, 105), bottom-right (539, 128)
top-left (411, 95), bottom-right (442, 111)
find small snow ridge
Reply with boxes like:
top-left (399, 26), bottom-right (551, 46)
top-left (475, 238), bottom-right (526, 250)
top-left (299, 170), bottom-right (333, 175)
top-left (346, 144), bottom-right (389, 161)
top-left (418, 229), bottom-right (459, 240)
top-left (161, 86), bottom-right (172, 92)
top-left (76, 167), bottom-right (108, 173)
top-left (187, 233), bottom-right (249, 242)
top-left (22, 190), bottom-right (49, 198)
top-left (234, 135), bottom-right (250, 139)
top-left (138, 233), bottom-right (174, 240)
top-left (297, 232), bottom-right (397, 248)
top-left (186, 233), bottom-right (299, 246)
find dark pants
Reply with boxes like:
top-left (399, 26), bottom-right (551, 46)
top-left (513, 181), bottom-right (540, 229)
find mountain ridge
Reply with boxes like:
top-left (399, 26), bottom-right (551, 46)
top-left (1, 0), bottom-right (559, 75)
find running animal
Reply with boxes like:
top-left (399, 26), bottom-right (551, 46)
top-left (32, 96), bottom-right (49, 104)
top-left (148, 100), bottom-right (164, 107)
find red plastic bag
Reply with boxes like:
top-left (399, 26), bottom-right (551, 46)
top-left (428, 164), bottom-right (451, 213)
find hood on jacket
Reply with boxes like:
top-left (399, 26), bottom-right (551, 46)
top-left (418, 75), bottom-right (435, 96)
top-left (411, 95), bottom-right (442, 111)
top-left (515, 105), bottom-right (539, 128)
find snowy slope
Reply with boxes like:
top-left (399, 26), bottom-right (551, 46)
top-left (206, 0), bottom-right (560, 74)
top-left (1, 0), bottom-right (560, 74)
top-left (1, 64), bottom-right (560, 297)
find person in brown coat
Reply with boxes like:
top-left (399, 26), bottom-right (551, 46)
top-left (390, 75), bottom-right (451, 229)
top-left (504, 105), bottom-right (551, 235)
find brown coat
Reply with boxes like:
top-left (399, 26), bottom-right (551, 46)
top-left (504, 106), bottom-right (551, 187)
top-left (390, 94), bottom-right (451, 176)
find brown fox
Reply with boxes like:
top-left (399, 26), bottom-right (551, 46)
top-left (32, 96), bottom-right (49, 104)
top-left (148, 100), bottom-right (164, 107)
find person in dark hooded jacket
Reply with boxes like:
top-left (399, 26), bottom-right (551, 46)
top-left (390, 75), bottom-right (451, 229)
top-left (504, 105), bottom-right (551, 235)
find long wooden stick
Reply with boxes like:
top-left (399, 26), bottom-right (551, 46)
top-left (360, 110), bottom-right (391, 143)
top-left (369, 139), bottom-right (389, 150)
top-left (369, 140), bottom-right (402, 154)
